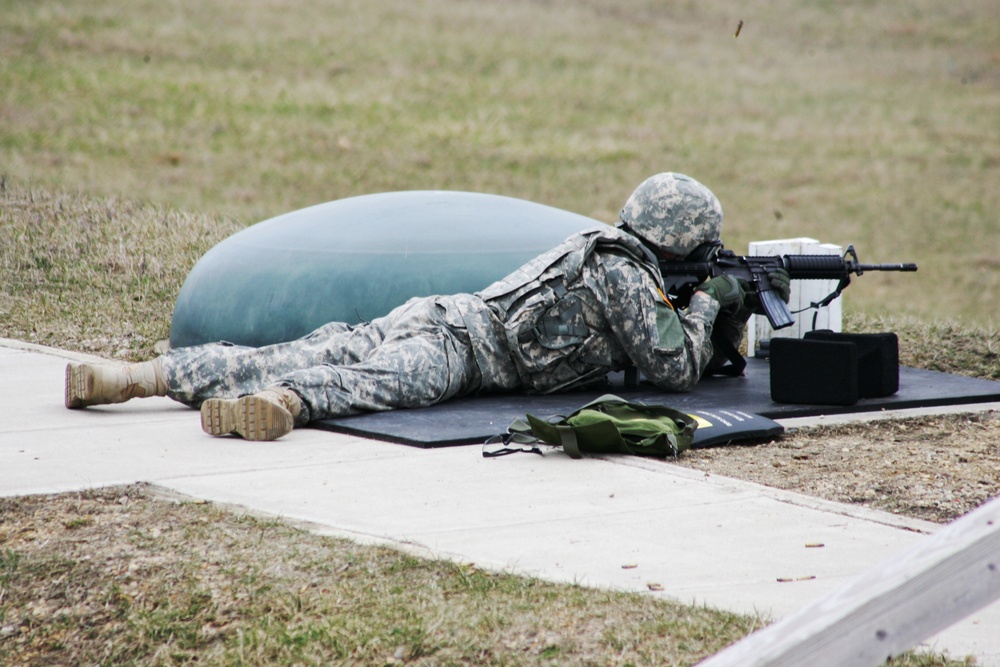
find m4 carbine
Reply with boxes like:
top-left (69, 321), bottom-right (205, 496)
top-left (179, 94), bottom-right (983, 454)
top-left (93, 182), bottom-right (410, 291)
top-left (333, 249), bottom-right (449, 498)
top-left (659, 245), bottom-right (918, 329)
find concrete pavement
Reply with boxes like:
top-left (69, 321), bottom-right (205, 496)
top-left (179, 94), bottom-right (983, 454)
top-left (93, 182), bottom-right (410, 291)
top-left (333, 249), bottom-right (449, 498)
top-left (2, 338), bottom-right (999, 664)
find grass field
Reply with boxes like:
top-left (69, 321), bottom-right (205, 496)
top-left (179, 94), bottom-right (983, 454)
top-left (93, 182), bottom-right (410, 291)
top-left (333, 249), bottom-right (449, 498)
top-left (1, 1), bottom-right (998, 664)
top-left (3, 0), bottom-right (999, 324)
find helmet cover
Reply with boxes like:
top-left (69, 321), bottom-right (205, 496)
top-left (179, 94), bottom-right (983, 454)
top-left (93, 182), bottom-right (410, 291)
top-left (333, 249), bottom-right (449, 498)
top-left (619, 172), bottom-right (723, 258)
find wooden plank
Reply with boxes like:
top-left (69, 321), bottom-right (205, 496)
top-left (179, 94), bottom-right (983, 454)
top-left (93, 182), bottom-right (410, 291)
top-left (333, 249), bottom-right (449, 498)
top-left (697, 494), bottom-right (1000, 667)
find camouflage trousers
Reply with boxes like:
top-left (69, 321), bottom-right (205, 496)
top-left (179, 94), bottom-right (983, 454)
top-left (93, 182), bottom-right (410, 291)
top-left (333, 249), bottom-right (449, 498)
top-left (161, 294), bottom-right (516, 424)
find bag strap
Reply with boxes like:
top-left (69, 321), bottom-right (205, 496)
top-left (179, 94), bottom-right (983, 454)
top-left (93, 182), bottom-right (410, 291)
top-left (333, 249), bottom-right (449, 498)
top-left (556, 425), bottom-right (583, 459)
top-left (481, 423), bottom-right (583, 459)
top-left (481, 424), bottom-right (545, 457)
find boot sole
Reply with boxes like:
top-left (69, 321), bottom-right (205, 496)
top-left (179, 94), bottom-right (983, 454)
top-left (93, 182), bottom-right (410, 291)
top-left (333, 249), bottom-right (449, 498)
top-left (200, 396), bottom-right (293, 441)
top-left (65, 363), bottom-right (91, 409)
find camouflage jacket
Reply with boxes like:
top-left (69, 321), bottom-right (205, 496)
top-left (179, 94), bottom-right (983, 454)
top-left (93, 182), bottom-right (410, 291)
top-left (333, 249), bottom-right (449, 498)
top-left (470, 226), bottom-right (720, 394)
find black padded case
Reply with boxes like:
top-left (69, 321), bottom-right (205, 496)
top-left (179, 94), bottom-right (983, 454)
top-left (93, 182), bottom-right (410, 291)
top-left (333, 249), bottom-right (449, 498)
top-left (804, 331), bottom-right (899, 398)
top-left (769, 338), bottom-right (859, 406)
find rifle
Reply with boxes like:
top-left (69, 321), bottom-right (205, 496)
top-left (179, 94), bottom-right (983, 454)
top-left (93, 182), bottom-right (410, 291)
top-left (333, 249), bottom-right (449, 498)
top-left (659, 244), bottom-right (918, 330)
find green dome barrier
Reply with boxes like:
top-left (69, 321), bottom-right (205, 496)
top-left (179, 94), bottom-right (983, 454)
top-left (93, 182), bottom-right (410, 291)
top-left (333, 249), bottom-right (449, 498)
top-left (169, 190), bottom-right (603, 349)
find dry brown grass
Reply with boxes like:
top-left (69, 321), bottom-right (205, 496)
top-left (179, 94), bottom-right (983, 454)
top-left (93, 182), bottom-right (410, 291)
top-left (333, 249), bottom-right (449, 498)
top-left (2, 0), bottom-right (999, 324)
top-left (675, 411), bottom-right (1000, 525)
top-left (0, 485), bottom-right (761, 667)
top-left (0, 180), bottom-right (240, 359)
top-left (0, 485), bottom-right (972, 666)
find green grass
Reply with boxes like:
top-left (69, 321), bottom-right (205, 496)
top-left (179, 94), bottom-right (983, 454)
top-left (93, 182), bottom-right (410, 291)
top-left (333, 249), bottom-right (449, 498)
top-left (2, 0), bottom-right (999, 324)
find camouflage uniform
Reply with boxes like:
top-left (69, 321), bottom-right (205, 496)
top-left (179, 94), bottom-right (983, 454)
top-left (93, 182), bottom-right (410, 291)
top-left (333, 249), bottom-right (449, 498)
top-left (160, 225), bottom-right (721, 425)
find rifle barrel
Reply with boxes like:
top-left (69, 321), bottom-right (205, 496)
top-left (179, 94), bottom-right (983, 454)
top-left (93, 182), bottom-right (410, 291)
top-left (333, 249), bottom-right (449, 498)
top-left (859, 263), bottom-right (918, 272)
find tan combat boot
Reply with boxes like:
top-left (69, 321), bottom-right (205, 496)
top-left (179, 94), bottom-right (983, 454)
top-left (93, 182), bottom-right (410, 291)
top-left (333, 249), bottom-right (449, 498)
top-left (199, 387), bottom-right (302, 441)
top-left (65, 359), bottom-right (167, 409)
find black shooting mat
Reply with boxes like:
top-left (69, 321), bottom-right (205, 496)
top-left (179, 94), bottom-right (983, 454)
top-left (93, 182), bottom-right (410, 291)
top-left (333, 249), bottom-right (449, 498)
top-left (314, 358), bottom-right (1000, 448)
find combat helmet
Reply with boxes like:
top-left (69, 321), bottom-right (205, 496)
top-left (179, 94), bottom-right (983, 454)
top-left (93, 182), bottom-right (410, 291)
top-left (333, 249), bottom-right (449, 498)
top-left (619, 173), bottom-right (723, 258)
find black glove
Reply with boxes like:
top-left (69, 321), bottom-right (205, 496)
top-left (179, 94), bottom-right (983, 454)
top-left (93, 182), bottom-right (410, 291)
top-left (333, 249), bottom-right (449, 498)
top-left (742, 268), bottom-right (792, 315)
top-left (768, 268), bottom-right (791, 304)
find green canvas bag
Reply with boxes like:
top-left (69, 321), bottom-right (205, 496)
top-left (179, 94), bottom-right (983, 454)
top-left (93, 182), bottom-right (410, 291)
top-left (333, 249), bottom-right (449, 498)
top-left (484, 394), bottom-right (698, 459)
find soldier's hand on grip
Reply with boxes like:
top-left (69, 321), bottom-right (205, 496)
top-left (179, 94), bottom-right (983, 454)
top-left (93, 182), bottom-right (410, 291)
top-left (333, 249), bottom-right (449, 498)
top-left (768, 268), bottom-right (791, 303)
top-left (697, 275), bottom-right (746, 312)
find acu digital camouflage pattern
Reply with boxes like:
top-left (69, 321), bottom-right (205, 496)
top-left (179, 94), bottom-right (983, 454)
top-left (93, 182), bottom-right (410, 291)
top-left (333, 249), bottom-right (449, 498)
top-left (619, 172), bottom-right (724, 258)
top-left (477, 226), bottom-right (719, 393)
top-left (161, 225), bottom-right (723, 424)
top-left (161, 293), bottom-right (516, 424)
